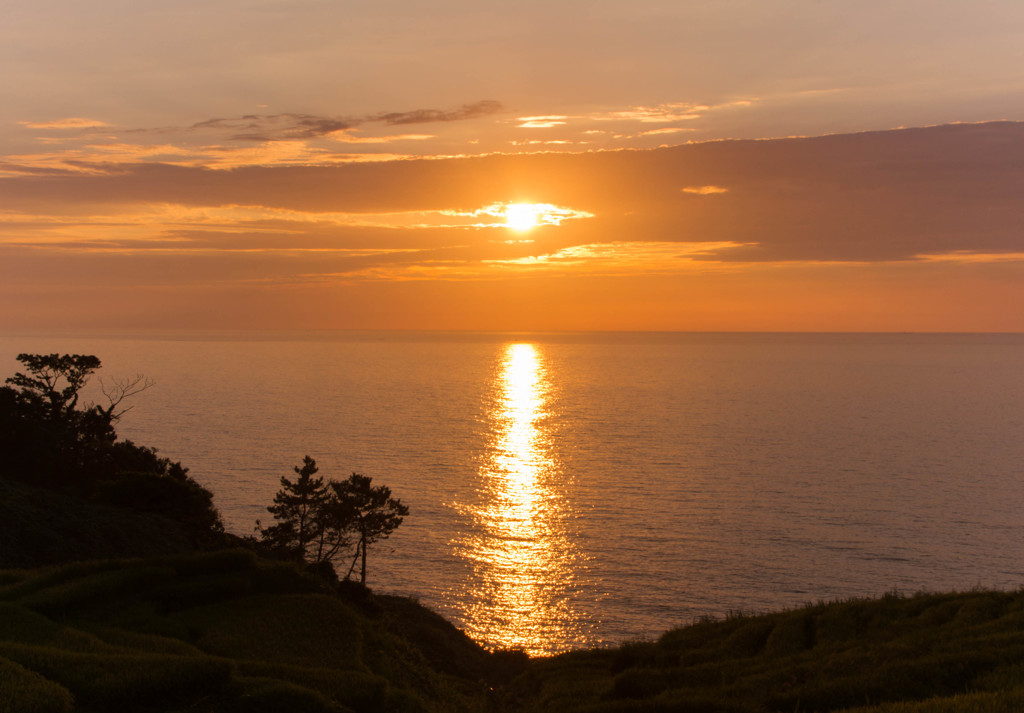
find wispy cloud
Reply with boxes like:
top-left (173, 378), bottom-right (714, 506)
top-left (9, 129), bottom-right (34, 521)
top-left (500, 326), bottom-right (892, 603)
top-left (915, 250), bottom-right (1024, 263)
top-left (1, 139), bottom-right (424, 173)
top-left (482, 241), bottom-right (748, 275)
top-left (182, 101), bottom-right (505, 143)
top-left (330, 133), bottom-right (434, 144)
top-left (517, 116), bottom-right (570, 128)
top-left (442, 202), bottom-right (594, 228)
top-left (593, 103), bottom-right (706, 123)
top-left (3, 122), bottom-right (1020, 268)
top-left (640, 127), bottom-right (696, 137)
top-left (682, 185), bottom-right (729, 195)
top-left (19, 118), bottom-right (112, 130)
top-left (192, 114), bottom-right (355, 142)
top-left (507, 99), bottom-right (758, 144)
top-left (373, 100), bottom-right (503, 125)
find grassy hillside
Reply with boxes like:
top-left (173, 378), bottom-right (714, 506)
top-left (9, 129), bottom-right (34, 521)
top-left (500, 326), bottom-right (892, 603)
top-left (511, 590), bottom-right (1024, 713)
top-left (0, 549), bottom-right (505, 713)
top-left (2, 551), bottom-right (1023, 713)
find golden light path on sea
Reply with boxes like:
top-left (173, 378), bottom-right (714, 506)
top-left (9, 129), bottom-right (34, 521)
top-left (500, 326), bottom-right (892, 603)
top-left (457, 343), bottom-right (585, 655)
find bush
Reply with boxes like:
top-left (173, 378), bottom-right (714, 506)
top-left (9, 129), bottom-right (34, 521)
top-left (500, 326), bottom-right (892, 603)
top-left (147, 572), bottom-right (254, 612)
top-left (230, 677), bottom-right (352, 713)
top-left (763, 612), bottom-right (814, 657)
top-left (179, 594), bottom-right (365, 670)
top-left (237, 663), bottom-right (388, 712)
top-left (0, 642), bottom-right (231, 709)
top-left (13, 566), bottom-right (176, 617)
top-left (720, 618), bottom-right (773, 658)
top-left (0, 656), bottom-right (74, 713)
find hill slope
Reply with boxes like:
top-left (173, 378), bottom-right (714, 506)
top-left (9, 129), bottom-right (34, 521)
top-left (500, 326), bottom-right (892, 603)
top-left (0, 550), bottom-right (503, 713)
top-left (3, 551), bottom-right (1024, 712)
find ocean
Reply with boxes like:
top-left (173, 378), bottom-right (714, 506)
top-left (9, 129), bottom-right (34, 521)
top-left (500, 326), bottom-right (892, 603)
top-left (2, 331), bottom-right (1022, 655)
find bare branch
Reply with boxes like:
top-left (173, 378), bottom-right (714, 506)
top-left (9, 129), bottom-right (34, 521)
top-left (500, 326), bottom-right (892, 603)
top-left (99, 373), bottom-right (156, 419)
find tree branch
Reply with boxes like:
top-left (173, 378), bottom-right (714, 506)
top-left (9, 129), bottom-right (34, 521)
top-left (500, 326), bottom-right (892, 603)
top-left (99, 373), bottom-right (155, 419)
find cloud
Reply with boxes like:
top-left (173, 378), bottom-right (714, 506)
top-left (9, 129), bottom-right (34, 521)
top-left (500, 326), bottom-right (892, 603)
top-left (916, 250), bottom-right (1024, 263)
top-left (517, 116), bottom-right (570, 128)
top-left (481, 241), bottom-right (748, 275)
top-left (581, 99), bottom-right (756, 131)
top-left (2, 122), bottom-right (1021, 266)
top-left (0, 139), bottom-right (426, 173)
top-left (509, 139), bottom-right (581, 146)
top-left (178, 101), bottom-right (504, 143)
top-left (442, 202), bottom-right (594, 228)
top-left (498, 99), bottom-right (756, 143)
top-left (373, 100), bottom-right (503, 125)
top-left (330, 133), bottom-right (435, 144)
top-left (591, 103), bottom-right (707, 123)
top-left (640, 127), bottom-right (696, 137)
top-left (189, 114), bottom-right (355, 142)
top-left (19, 118), bottom-right (111, 130)
top-left (682, 185), bottom-right (729, 195)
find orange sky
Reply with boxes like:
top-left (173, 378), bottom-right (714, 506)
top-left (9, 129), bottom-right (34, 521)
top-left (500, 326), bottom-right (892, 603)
top-left (2, 2), bottom-right (1023, 332)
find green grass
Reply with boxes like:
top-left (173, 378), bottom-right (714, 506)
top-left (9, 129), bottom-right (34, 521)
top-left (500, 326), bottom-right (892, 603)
top-left (0, 642), bottom-right (232, 709)
top-left (842, 689), bottom-right (1024, 713)
top-left (0, 550), bottom-right (492, 712)
top-left (513, 590), bottom-right (1024, 713)
top-left (178, 593), bottom-right (366, 669)
top-left (2, 552), bottom-right (1023, 712)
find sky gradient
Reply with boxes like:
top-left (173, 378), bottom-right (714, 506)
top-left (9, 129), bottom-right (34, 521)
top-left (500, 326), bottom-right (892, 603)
top-left (3, 0), bottom-right (1024, 331)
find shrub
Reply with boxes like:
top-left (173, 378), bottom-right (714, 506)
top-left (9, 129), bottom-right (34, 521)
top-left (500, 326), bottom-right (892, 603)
top-left (0, 604), bottom-right (115, 654)
top-left (237, 663), bottom-right (388, 712)
top-left (954, 593), bottom-right (1012, 627)
top-left (179, 594), bottom-right (365, 670)
top-left (0, 559), bottom-right (133, 602)
top-left (0, 656), bottom-right (74, 713)
top-left (720, 618), bottom-right (773, 658)
top-left (763, 612), bottom-right (814, 657)
top-left (13, 566), bottom-right (176, 617)
top-left (83, 625), bottom-right (204, 656)
top-left (231, 677), bottom-right (352, 713)
top-left (147, 572), bottom-right (254, 611)
top-left (0, 642), bottom-right (231, 709)
top-left (610, 668), bottom-right (670, 699)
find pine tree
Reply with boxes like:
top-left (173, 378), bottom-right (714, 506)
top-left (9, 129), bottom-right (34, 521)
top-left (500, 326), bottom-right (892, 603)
top-left (258, 457), bottom-right (409, 583)
top-left (259, 456), bottom-right (328, 562)
top-left (333, 473), bottom-right (409, 584)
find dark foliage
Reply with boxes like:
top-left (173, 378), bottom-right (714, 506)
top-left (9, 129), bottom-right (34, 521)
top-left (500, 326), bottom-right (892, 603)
top-left (0, 477), bottom-right (192, 568)
top-left (0, 353), bottom-right (224, 561)
top-left (0, 550), bottom-right (494, 713)
top-left (333, 473), bottom-right (409, 584)
top-left (258, 456), bottom-right (332, 564)
top-left (258, 457), bottom-right (408, 584)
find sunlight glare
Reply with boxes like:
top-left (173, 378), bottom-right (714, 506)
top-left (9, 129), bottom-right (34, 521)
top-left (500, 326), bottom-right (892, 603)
top-left (454, 342), bottom-right (588, 655)
top-left (504, 203), bottom-right (542, 231)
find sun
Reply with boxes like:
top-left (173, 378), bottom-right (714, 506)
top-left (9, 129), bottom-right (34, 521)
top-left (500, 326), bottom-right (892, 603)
top-left (504, 203), bottom-right (542, 231)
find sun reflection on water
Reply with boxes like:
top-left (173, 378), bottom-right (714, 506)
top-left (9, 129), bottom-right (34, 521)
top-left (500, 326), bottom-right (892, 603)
top-left (455, 343), bottom-right (588, 655)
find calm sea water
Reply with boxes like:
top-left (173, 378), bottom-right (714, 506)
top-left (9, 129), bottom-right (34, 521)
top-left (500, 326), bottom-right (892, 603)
top-left (2, 331), bottom-right (1023, 655)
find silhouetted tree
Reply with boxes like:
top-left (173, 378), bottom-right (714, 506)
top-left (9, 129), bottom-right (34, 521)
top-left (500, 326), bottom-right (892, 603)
top-left (94, 457), bottom-right (224, 547)
top-left (6, 353), bottom-right (101, 418)
top-left (259, 456), bottom-right (329, 563)
top-left (334, 473), bottom-right (409, 584)
top-left (1, 353), bottom-right (224, 545)
top-left (2, 353), bottom-right (114, 483)
top-left (258, 459), bottom-right (408, 584)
